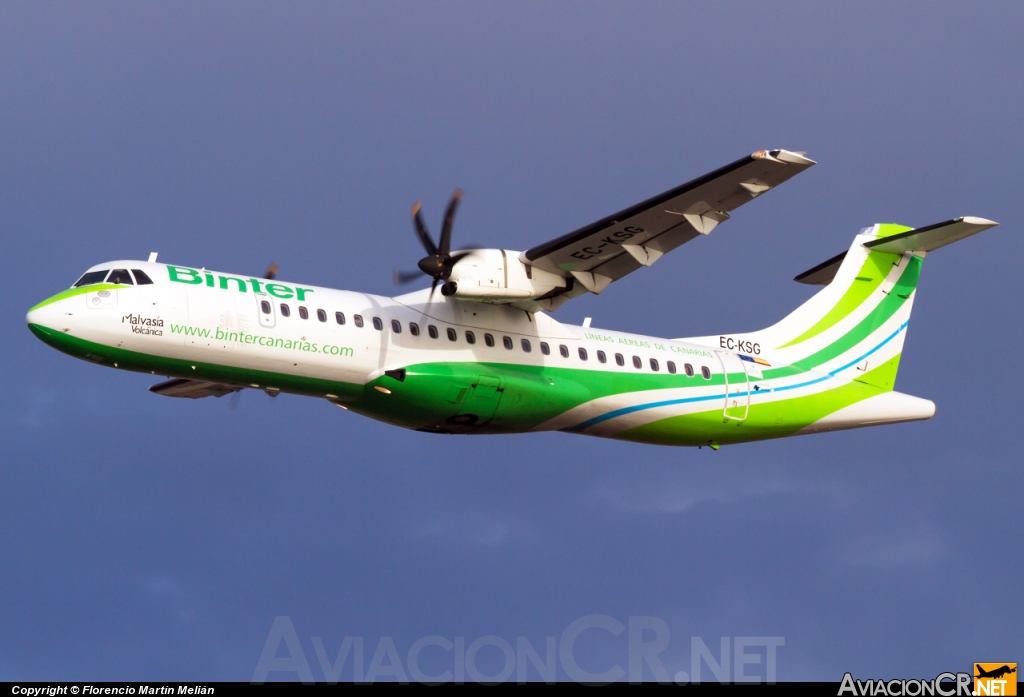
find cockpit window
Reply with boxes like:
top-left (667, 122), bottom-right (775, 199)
top-left (73, 270), bottom-right (110, 287)
top-left (131, 269), bottom-right (154, 285)
top-left (107, 269), bottom-right (134, 285)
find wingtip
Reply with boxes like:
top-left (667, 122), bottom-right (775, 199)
top-left (752, 149), bottom-right (816, 166)
top-left (959, 216), bottom-right (999, 228)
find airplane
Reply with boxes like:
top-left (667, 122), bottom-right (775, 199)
top-left (976, 665), bottom-right (1017, 680)
top-left (25, 149), bottom-right (1000, 448)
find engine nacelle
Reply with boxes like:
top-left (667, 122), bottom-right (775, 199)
top-left (443, 249), bottom-right (569, 302)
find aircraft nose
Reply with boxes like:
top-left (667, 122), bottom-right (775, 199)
top-left (26, 297), bottom-right (61, 333)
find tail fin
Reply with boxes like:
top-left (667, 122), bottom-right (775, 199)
top-left (683, 217), bottom-right (998, 389)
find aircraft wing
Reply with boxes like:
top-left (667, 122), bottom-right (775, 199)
top-left (523, 149), bottom-right (815, 299)
top-left (149, 378), bottom-right (242, 399)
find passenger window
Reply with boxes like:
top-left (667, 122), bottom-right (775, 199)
top-left (335, 312), bottom-right (346, 325)
top-left (299, 306), bottom-right (309, 320)
top-left (484, 333), bottom-right (495, 347)
top-left (428, 325), bottom-right (438, 339)
top-left (559, 344), bottom-right (569, 358)
top-left (650, 358), bottom-right (660, 371)
top-left (667, 361), bottom-right (677, 374)
top-left (632, 356), bottom-right (642, 369)
top-left (701, 366), bottom-right (712, 380)
top-left (503, 336), bottom-right (513, 350)
top-left (521, 339), bottom-right (531, 352)
top-left (465, 331), bottom-right (476, 344)
top-left (597, 350), bottom-right (607, 363)
top-left (578, 348), bottom-right (588, 361)
top-left (73, 270), bottom-right (110, 287)
top-left (391, 319), bottom-right (402, 333)
top-left (410, 322), bottom-right (420, 336)
top-left (317, 309), bottom-right (327, 322)
top-left (685, 363), bottom-right (694, 377)
top-left (540, 342), bottom-right (550, 355)
top-left (615, 353), bottom-right (625, 367)
top-left (447, 327), bottom-right (457, 341)
top-left (280, 303), bottom-right (291, 317)
top-left (260, 300), bottom-right (271, 314)
top-left (354, 314), bottom-right (363, 327)
top-left (372, 317), bottom-right (383, 330)
top-left (131, 269), bottom-right (154, 285)
top-left (107, 269), bottom-right (133, 285)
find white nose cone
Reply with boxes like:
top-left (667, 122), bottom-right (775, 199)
top-left (26, 296), bottom-right (64, 335)
top-left (26, 304), bottom-right (53, 328)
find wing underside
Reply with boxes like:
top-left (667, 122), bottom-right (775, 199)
top-left (149, 378), bottom-right (242, 399)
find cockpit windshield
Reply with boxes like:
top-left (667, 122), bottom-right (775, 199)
top-left (106, 269), bottom-right (133, 285)
top-left (73, 270), bottom-right (110, 287)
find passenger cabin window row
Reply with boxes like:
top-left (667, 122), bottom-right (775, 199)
top-left (259, 300), bottom-right (716, 377)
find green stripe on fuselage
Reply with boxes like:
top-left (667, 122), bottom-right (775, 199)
top-left (357, 361), bottom-right (733, 433)
top-left (779, 250), bottom-right (901, 349)
top-left (793, 255), bottom-right (921, 372)
top-left (29, 321), bottom-right (888, 445)
top-left (27, 324), bottom-right (363, 400)
top-left (29, 284), bottom-right (125, 312)
top-left (614, 361), bottom-right (894, 447)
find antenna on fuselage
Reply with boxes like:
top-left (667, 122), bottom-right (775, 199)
top-left (148, 252), bottom-right (158, 263)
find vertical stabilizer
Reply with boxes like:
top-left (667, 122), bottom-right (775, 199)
top-left (680, 217), bottom-right (998, 390)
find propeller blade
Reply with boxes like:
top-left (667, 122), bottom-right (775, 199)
top-left (429, 278), bottom-right (439, 301)
top-left (264, 263), bottom-right (279, 280)
top-left (393, 269), bottom-right (425, 285)
top-left (438, 189), bottom-right (463, 255)
top-left (412, 201), bottom-right (438, 257)
top-left (228, 390), bottom-right (242, 410)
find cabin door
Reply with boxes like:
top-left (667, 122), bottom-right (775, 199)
top-left (255, 292), bottom-right (276, 328)
top-left (716, 350), bottom-right (750, 422)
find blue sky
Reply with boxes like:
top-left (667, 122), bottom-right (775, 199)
top-left (1, 2), bottom-right (1021, 682)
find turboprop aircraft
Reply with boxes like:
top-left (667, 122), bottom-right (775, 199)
top-left (25, 149), bottom-right (999, 448)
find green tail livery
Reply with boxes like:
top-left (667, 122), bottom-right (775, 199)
top-left (25, 150), bottom-right (1000, 448)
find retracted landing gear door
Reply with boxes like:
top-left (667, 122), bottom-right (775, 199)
top-left (459, 375), bottom-right (504, 425)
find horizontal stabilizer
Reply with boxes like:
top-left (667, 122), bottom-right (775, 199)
top-left (794, 250), bottom-right (847, 286)
top-left (795, 216), bottom-right (999, 286)
top-left (149, 378), bottom-right (242, 399)
top-left (864, 216), bottom-right (998, 254)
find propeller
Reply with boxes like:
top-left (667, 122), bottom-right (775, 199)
top-left (393, 189), bottom-right (471, 296)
